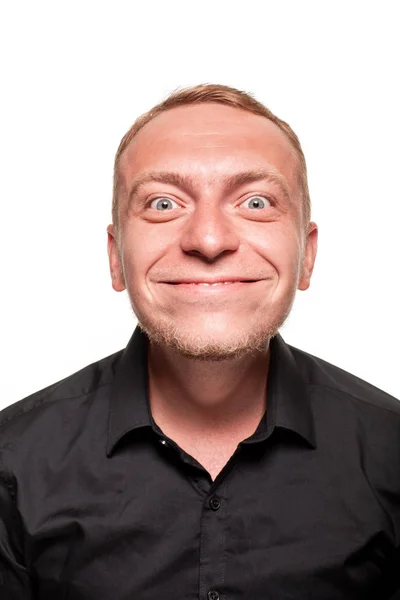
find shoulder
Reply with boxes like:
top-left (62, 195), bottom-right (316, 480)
top-left (286, 342), bottom-right (400, 538)
top-left (0, 349), bottom-right (123, 449)
top-left (288, 341), bottom-right (400, 417)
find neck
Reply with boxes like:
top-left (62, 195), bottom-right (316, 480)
top-left (147, 341), bottom-right (271, 439)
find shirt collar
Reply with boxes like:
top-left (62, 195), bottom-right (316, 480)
top-left (106, 327), bottom-right (316, 457)
top-left (245, 333), bottom-right (316, 448)
top-left (106, 327), bottom-right (152, 456)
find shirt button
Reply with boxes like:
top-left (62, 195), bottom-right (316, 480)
top-left (209, 496), bottom-right (221, 511)
top-left (159, 438), bottom-right (168, 447)
top-left (208, 591), bottom-right (220, 600)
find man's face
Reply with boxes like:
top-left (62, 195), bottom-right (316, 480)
top-left (108, 103), bottom-right (318, 359)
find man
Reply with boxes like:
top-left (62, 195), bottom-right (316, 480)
top-left (1, 84), bottom-right (399, 599)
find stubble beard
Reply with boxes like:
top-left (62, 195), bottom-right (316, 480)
top-left (134, 305), bottom-right (293, 362)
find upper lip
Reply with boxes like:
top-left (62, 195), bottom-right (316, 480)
top-left (164, 277), bottom-right (260, 284)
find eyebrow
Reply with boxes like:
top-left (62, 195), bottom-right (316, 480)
top-left (127, 168), bottom-right (292, 208)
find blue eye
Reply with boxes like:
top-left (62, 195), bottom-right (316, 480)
top-left (150, 198), bottom-right (179, 210)
top-left (242, 196), bottom-right (269, 209)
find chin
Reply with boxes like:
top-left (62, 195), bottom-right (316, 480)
top-left (136, 314), bottom-right (285, 362)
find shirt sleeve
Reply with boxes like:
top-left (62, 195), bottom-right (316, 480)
top-left (0, 478), bottom-right (34, 599)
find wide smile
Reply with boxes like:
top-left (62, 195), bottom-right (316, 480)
top-left (160, 280), bottom-right (264, 294)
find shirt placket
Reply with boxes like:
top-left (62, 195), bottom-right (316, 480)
top-left (198, 478), bottom-right (228, 600)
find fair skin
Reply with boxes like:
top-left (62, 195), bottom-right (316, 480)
top-left (107, 103), bottom-right (318, 479)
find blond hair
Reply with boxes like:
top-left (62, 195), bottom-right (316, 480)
top-left (112, 84), bottom-right (311, 229)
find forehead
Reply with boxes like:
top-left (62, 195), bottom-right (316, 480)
top-left (119, 103), bottom-right (300, 192)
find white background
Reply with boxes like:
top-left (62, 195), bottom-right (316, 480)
top-left (1, 1), bottom-right (399, 407)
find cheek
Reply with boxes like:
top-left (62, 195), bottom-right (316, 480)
top-left (120, 227), bottom-right (173, 285)
top-left (248, 224), bottom-right (302, 279)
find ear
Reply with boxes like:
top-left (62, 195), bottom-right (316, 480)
top-left (107, 224), bottom-right (126, 292)
top-left (298, 222), bottom-right (318, 291)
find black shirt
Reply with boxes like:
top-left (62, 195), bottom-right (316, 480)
top-left (1, 327), bottom-right (400, 600)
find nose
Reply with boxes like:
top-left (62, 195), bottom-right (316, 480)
top-left (180, 200), bottom-right (240, 261)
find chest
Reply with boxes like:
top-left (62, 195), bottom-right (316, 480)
top-left (24, 440), bottom-right (394, 599)
top-left (172, 435), bottom-right (241, 480)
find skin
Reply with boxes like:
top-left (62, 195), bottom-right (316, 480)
top-left (107, 103), bottom-right (318, 478)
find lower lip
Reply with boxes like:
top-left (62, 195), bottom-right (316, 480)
top-left (162, 281), bottom-right (262, 294)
